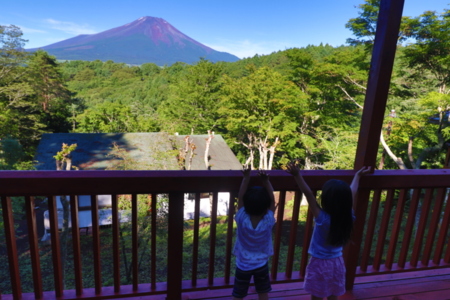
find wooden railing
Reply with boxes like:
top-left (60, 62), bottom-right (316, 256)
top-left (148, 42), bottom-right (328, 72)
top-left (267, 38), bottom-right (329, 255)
top-left (1, 169), bottom-right (450, 299)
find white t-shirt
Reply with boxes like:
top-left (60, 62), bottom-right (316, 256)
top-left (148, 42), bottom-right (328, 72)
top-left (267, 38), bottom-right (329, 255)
top-left (233, 207), bottom-right (275, 271)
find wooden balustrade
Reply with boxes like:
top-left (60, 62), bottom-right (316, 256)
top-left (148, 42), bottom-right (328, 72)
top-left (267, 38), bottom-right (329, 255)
top-left (0, 169), bottom-right (450, 299)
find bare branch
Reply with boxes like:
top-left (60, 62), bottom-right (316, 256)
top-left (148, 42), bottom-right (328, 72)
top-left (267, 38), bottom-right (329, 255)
top-left (336, 85), bottom-right (364, 109)
top-left (380, 132), bottom-right (407, 169)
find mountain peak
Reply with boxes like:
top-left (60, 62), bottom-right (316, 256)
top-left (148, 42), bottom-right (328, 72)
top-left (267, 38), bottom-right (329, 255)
top-left (27, 17), bottom-right (240, 65)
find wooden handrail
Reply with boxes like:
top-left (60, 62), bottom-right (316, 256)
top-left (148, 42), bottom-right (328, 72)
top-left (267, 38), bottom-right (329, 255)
top-left (1, 169), bottom-right (450, 195)
top-left (1, 169), bottom-right (450, 299)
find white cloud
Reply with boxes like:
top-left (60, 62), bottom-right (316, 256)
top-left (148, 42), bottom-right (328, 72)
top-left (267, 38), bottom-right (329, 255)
top-left (17, 25), bottom-right (46, 34)
top-left (44, 18), bottom-right (97, 35)
top-left (205, 39), bottom-right (293, 59)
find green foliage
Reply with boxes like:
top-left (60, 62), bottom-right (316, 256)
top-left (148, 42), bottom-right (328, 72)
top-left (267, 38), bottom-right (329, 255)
top-left (219, 66), bottom-right (309, 167)
top-left (345, 0), bottom-right (416, 48)
top-left (1, 29), bottom-right (73, 159)
top-left (402, 9), bottom-right (450, 92)
top-left (157, 59), bottom-right (225, 134)
top-left (0, 137), bottom-right (24, 168)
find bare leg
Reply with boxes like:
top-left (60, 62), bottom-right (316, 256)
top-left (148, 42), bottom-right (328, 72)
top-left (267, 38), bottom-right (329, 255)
top-left (258, 292), bottom-right (269, 300)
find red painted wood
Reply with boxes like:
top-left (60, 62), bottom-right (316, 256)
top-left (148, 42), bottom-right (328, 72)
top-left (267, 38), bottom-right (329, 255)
top-left (131, 194), bottom-right (139, 291)
top-left (69, 195), bottom-right (83, 296)
top-left (360, 190), bottom-right (381, 272)
top-left (445, 236), bottom-right (450, 263)
top-left (300, 191), bottom-right (317, 279)
top-left (1, 196), bottom-right (22, 299)
top-left (111, 194), bottom-right (121, 293)
top-left (433, 192), bottom-right (450, 264)
top-left (410, 189), bottom-right (433, 267)
top-left (373, 189), bottom-right (395, 271)
top-left (1, 169), bottom-right (450, 195)
top-left (166, 192), bottom-right (184, 299)
top-left (385, 189), bottom-right (407, 269)
top-left (150, 193), bottom-right (157, 290)
top-left (271, 190), bottom-right (286, 280)
top-left (285, 191), bottom-right (301, 279)
top-left (345, 188), bottom-right (372, 290)
top-left (398, 189), bottom-right (421, 268)
top-left (132, 194), bottom-right (138, 291)
top-left (300, 201), bottom-right (313, 279)
top-left (25, 196), bottom-right (43, 299)
top-left (1, 171), bottom-right (450, 298)
top-left (421, 188), bottom-right (446, 266)
top-left (90, 194), bottom-right (102, 295)
top-left (208, 192), bottom-right (218, 285)
top-left (48, 195), bottom-right (64, 297)
top-left (224, 191), bottom-right (236, 285)
top-left (191, 192), bottom-right (201, 287)
top-left (354, 0), bottom-right (405, 169)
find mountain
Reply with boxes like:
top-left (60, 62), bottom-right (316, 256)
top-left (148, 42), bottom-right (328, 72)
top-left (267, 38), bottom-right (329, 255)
top-left (27, 16), bottom-right (240, 65)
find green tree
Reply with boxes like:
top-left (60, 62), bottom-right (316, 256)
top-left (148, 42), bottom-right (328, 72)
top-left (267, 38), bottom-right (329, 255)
top-left (402, 9), bottom-right (450, 94)
top-left (76, 102), bottom-right (142, 133)
top-left (345, 0), bottom-right (415, 48)
top-left (157, 59), bottom-right (224, 134)
top-left (219, 66), bottom-right (309, 169)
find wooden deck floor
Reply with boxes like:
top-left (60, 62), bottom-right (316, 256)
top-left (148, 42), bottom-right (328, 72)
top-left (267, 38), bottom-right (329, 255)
top-left (125, 268), bottom-right (450, 300)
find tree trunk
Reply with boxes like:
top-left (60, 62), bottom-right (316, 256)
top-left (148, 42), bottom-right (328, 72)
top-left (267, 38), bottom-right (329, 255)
top-left (204, 131), bottom-right (214, 169)
top-left (268, 137), bottom-right (279, 170)
top-left (380, 132), bottom-right (407, 169)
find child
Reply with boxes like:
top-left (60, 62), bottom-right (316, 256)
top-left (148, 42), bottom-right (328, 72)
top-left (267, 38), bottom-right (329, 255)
top-left (286, 161), bottom-right (371, 300)
top-left (232, 167), bottom-right (276, 300)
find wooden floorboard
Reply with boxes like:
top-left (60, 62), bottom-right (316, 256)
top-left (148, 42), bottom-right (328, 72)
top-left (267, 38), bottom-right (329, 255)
top-left (9, 268), bottom-right (446, 300)
top-left (176, 268), bottom-right (450, 300)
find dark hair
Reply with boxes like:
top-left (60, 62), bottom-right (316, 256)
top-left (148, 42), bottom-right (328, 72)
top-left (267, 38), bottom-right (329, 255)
top-left (321, 179), bottom-right (353, 246)
top-left (243, 186), bottom-right (271, 216)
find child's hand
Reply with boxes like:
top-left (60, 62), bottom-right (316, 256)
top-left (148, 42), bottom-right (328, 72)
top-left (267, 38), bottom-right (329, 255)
top-left (258, 169), bottom-right (269, 181)
top-left (355, 166), bottom-right (371, 177)
top-left (285, 160), bottom-right (301, 176)
top-left (242, 165), bottom-right (252, 178)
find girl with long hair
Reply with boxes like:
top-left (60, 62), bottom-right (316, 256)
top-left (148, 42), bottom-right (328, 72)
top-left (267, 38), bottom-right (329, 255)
top-left (286, 161), bottom-right (371, 300)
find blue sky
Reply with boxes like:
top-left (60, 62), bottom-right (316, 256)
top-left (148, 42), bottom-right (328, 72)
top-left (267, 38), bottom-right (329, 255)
top-left (2, 0), bottom-right (450, 59)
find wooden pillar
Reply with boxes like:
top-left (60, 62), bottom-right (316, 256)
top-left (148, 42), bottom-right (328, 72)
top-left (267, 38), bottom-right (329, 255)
top-left (346, 0), bottom-right (405, 291)
top-left (354, 0), bottom-right (405, 169)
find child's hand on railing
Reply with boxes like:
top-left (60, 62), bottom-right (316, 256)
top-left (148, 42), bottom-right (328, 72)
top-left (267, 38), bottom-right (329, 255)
top-left (355, 166), bottom-right (372, 178)
top-left (258, 169), bottom-right (269, 181)
top-left (242, 165), bottom-right (252, 178)
top-left (285, 160), bottom-right (301, 177)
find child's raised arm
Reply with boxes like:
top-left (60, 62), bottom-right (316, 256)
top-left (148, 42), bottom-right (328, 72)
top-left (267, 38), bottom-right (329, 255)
top-left (350, 166), bottom-right (371, 209)
top-left (237, 166), bottom-right (251, 210)
top-left (286, 161), bottom-right (321, 218)
top-left (258, 170), bottom-right (275, 212)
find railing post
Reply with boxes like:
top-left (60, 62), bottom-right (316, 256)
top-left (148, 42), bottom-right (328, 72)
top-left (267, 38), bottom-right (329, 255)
top-left (344, 189), bottom-right (371, 290)
top-left (167, 192), bottom-right (184, 300)
top-left (1, 196), bottom-right (22, 299)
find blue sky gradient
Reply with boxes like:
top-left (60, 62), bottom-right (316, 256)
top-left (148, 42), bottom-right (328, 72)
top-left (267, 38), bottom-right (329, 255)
top-left (2, 0), bottom-right (450, 58)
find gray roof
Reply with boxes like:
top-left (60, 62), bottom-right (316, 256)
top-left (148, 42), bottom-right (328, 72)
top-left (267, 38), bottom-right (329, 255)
top-left (35, 133), bottom-right (242, 171)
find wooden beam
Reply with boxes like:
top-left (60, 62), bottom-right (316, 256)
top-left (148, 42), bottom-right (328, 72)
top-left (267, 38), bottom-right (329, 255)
top-left (354, 0), bottom-right (405, 169)
top-left (347, 0), bottom-right (405, 290)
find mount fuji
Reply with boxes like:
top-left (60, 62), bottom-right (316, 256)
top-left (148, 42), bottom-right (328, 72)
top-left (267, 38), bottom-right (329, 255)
top-left (27, 16), bottom-right (240, 65)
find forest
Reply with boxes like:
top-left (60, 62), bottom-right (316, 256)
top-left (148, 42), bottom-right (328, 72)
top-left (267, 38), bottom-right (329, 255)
top-left (1, 0), bottom-right (450, 171)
